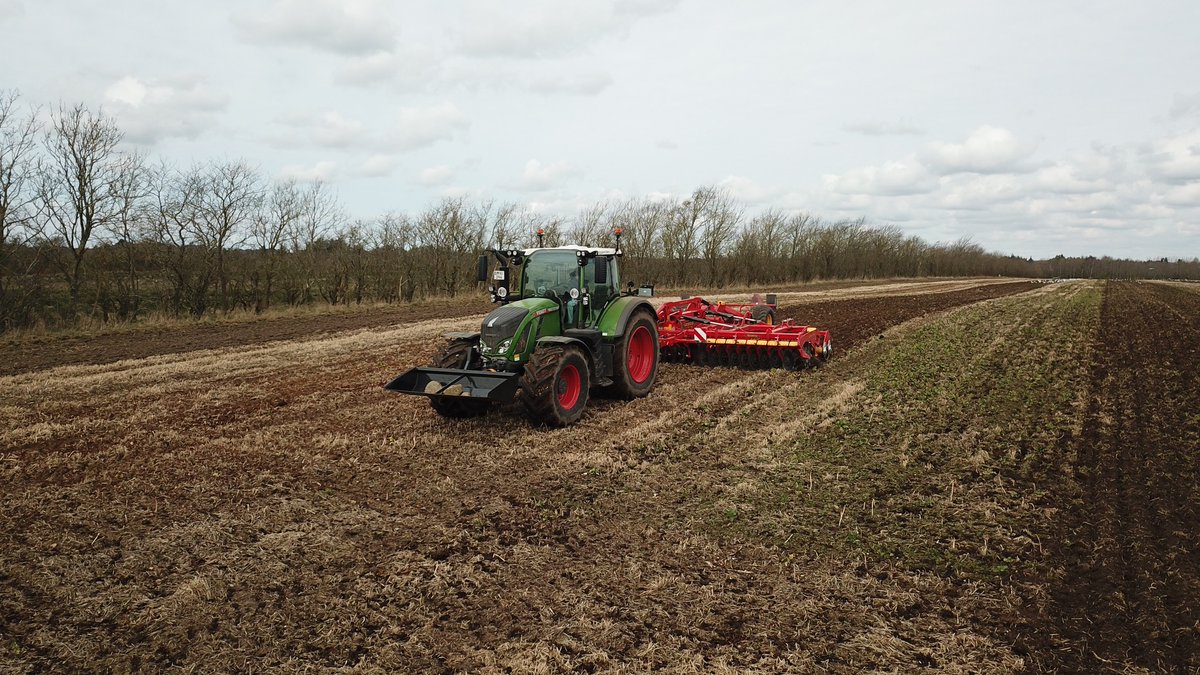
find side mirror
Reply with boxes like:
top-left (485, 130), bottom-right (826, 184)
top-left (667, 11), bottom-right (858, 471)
top-left (593, 259), bottom-right (608, 285)
top-left (476, 255), bottom-right (489, 282)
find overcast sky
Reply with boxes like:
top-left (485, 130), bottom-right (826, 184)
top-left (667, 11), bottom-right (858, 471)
top-left (2, 0), bottom-right (1198, 259)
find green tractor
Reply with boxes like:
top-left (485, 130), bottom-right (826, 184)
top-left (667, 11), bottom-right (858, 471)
top-left (385, 230), bottom-right (659, 426)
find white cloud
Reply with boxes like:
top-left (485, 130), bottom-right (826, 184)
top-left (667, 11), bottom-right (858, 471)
top-left (1161, 182), bottom-right (1200, 206)
top-left (234, 0), bottom-right (395, 55)
top-left (333, 45), bottom-right (439, 87)
top-left (331, 42), bottom-right (614, 97)
top-left (386, 102), bottom-right (469, 150)
top-left (1027, 192), bottom-right (1121, 216)
top-left (1032, 162), bottom-right (1111, 194)
top-left (418, 164), bottom-right (454, 186)
top-left (458, 0), bottom-right (679, 58)
top-left (271, 103), bottom-right (466, 153)
top-left (517, 159), bottom-right (580, 191)
top-left (718, 175), bottom-right (782, 204)
top-left (280, 160), bottom-right (338, 182)
top-left (1168, 92), bottom-right (1200, 120)
top-left (842, 119), bottom-right (924, 136)
top-left (276, 110), bottom-right (368, 148)
top-left (936, 174), bottom-right (1024, 210)
top-left (102, 75), bottom-right (228, 144)
top-left (823, 158), bottom-right (938, 196)
top-left (526, 71), bottom-right (614, 95)
top-left (0, 0), bottom-right (22, 21)
top-left (655, 139), bottom-right (678, 150)
top-left (924, 126), bottom-right (1036, 174)
top-left (1141, 128), bottom-right (1200, 183)
top-left (357, 154), bottom-right (398, 177)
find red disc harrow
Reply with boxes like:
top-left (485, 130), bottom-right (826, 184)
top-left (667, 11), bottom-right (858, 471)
top-left (657, 296), bottom-right (832, 370)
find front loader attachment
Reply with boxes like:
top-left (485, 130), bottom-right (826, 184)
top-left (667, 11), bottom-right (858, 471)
top-left (384, 367), bottom-right (521, 402)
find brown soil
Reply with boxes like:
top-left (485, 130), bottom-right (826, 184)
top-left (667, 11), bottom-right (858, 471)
top-left (0, 279), bottom-right (1042, 671)
top-left (0, 279), bottom-right (1017, 377)
top-left (779, 280), bottom-right (1038, 351)
top-left (1018, 282), bottom-right (1200, 672)
top-left (0, 298), bottom-right (494, 377)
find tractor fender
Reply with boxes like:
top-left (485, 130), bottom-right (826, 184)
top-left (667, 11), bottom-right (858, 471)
top-left (443, 331), bottom-right (480, 342)
top-left (534, 336), bottom-right (599, 381)
top-left (596, 297), bottom-right (656, 339)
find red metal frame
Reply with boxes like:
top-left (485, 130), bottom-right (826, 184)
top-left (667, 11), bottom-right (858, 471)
top-left (657, 297), bottom-right (832, 370)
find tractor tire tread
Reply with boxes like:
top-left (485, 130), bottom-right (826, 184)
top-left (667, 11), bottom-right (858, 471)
top-left (519, 345), bottom-right (590, 426)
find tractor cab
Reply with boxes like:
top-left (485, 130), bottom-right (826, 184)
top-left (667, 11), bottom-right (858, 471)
top-left (492, 246), bottom-right (620, 327)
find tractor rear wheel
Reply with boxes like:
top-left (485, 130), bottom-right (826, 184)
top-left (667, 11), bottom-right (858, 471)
top-left (750, 304), bottom-right (776, 325)
top-left (428, 339), bottom-right (490, 419)
top-left (520, 345), bottom-right (591, 426)
top-left (604, 309), bottom-right (659, 399)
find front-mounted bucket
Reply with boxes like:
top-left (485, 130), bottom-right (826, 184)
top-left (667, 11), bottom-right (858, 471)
top-left (384, 367), bottom-right (522, 402)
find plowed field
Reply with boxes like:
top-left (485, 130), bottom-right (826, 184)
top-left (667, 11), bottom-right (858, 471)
top-left (3, 279), bottom-right (1197, 672)
top-left (1017, 281), bottom-right (1200, 672)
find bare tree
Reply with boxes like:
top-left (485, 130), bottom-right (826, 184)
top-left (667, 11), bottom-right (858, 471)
top-left (293, 181), bottom-right (343, 249)
top-left (194, 161), bottom-right (262, 313)
top-left (372, 211), bottom-right (416, 302)
top-left (39, 103), bottom-right (125, 314)
top-left (290, 181), bottom-right (345, 303)
top-left (570, 201), bottom-right (608, 247)
top-left (0, 90), bottom-right (42, 329)
top-left (250, 179), bottom-right (302, 312)
top-left (697, 188), bottom-right (742, 286)
top-left (102, 151), bottom-right (149, 320)
top-left (416, 197), bottom-right (488, 296)
top-left (146, 162), bottom-right (207, 316)
top-left (489, 201), bottom-right (521, 249)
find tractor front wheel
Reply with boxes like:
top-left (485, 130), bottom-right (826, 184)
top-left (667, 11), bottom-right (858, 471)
top-left (604, 309), bottom-right (659, 399)
top-left (428, 339), bottom-right (490, 419)
top-left (519, 345), bottom-right (591, 426)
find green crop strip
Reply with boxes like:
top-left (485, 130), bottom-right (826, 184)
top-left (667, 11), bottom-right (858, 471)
top-left (709, 284), bottom-right (1102, 581)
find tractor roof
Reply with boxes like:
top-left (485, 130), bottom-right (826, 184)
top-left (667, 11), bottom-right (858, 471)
top-left (523, 245), bottom-right (619, 256)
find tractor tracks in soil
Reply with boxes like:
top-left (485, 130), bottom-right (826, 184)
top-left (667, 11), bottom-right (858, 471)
top-left (1021, 281), bottom-right (1200, 673)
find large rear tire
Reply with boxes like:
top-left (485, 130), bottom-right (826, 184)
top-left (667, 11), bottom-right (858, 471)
top-left (428, 339), bottom-right (490, 419)
top-left (604, 309), bottom-right (659, 399)
top-left (750, 304), bottom-right (776, 325)
top-left (519, 345), bottom-right (590, 426)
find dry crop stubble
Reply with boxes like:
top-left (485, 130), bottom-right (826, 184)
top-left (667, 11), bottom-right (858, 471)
top-left (3, 278), bottom-right (1058, 671)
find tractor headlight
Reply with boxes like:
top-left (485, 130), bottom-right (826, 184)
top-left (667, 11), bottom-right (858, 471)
top-left (495, 338), bottom-right (512, 354)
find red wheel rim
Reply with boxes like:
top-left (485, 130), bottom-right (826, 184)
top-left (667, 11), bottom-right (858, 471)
top-left (557, 363), bottom-right (582, 409)
top-left (627, 325), bottom-right (654, 384)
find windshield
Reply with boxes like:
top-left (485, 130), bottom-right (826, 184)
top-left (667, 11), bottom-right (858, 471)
top-left (520, 250), bottom-right (580, 297)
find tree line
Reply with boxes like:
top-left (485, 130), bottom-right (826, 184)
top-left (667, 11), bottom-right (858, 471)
top-left (1, 91), bottom-right (1196, 332)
